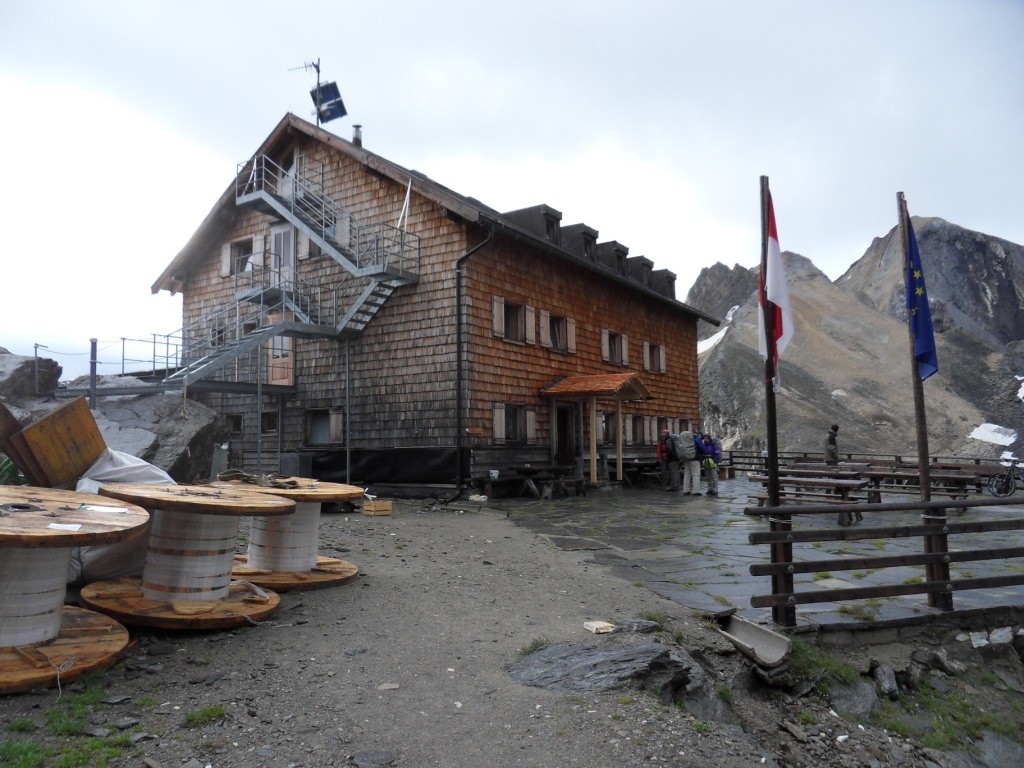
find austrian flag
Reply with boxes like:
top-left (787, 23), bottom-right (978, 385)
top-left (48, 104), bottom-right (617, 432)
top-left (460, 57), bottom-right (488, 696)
top-left (757, 192), bottom-right (793, 384)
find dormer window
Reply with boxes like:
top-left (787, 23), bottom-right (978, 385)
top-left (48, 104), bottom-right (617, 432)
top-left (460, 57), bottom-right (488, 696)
top-left (583, 238), bottom-right (594, 261)
top-left (545, 215), bottom-right (559, 244)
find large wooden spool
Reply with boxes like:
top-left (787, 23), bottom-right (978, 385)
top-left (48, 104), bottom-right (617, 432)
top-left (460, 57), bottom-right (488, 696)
top-left (81, 484), bottom-right (294, 629)
top-left (213, 478), bottom-right (364, 592)
top-left (0, 486), bottom-right (149, 693)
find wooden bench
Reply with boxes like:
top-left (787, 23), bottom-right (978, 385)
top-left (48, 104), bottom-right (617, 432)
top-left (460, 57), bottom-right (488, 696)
top-left (749, 491), bottom-right (864, 507)
top-left (473, 476), bottom-right (522, 498)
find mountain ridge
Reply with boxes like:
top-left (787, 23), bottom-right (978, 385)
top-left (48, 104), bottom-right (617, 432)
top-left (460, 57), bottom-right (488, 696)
top-left (688, 217), bottom-right (1022, 459)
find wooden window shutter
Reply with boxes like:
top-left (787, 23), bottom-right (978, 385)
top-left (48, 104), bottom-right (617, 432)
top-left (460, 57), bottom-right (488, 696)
top-left (329, 410), bottom-right (345, 442)
top-left (526, 409), bottom-right (537, 443)
top-left (659, 345), bottom-right (667, 374)
top-left (647, 416), bottom-right (656, 444)
top-left (621, 335), bottom-right (629, 366)
top-left (623, 416), bottom-right (632, 446)
top-left (297, 230), bottom-right (310, 260)
top-left (539, 309), bottom-right (551, 348)
top-left (525, 305), bottom-right (536, 345)
top-left (252, 234), bottom-right (265, 266)
top-left (600, 329), bottom-right (610, 361)
top-left (567, 318), bottom-right (577, 353)
top-left (492, 296), bottom-right (505, 337)
top-left (642, 341), bottom-right (651, 372)
top-left (220, 244), bottom-right (231, 277)
top-left (493, 403), bottom-right (506, 442)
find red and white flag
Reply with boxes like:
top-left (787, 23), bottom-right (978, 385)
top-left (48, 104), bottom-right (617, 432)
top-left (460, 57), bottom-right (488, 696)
top-left (757, 192), bottom-right (793, 386)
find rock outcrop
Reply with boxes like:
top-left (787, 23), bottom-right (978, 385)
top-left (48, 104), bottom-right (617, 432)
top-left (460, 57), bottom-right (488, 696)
top-left (0, 357), bottom-right (227, 484)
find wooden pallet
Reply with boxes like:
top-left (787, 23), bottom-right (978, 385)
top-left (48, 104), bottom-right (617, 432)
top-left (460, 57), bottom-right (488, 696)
top-left (0, 606), bottom-right (130, 695)
top-left (231, 554), bottom-right (359, 591)
top-left (79, 577), bottom-right (281, 630)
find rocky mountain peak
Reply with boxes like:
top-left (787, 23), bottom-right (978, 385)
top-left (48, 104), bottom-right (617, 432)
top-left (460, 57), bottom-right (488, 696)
top-left (688, 218), bottom-right (1023, 459)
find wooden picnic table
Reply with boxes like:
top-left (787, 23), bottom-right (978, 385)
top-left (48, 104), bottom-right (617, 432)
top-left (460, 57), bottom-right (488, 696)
top-left (509, 465), bottom-right (577, 498)
top-left (771, 467), bottom-right (864, 479)
top-left (859, 468), bottom-right (980, 502)
top-left (750, 474), bottom-right (869, 526)
top-left (614, 459), bottom-right (662, 488)
top-left (786, 461), bottom-right (872, 470)
top-left (750, 474), bottom-right (868, 495)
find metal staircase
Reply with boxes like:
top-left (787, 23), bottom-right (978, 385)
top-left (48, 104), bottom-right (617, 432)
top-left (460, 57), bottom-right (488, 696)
top-left (337, 279), bottom-right (399, 335)
top-left (235, 154), bottom-right (420, 285)
top-left (159, 269), bottom-right (338, 388)
top-left (157, 153), bottom-right (419, 389)
top-left (164, 324), bottom-right (281, 386)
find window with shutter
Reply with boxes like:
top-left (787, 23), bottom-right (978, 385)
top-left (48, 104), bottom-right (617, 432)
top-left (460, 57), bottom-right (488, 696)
top-left (492, 297), bottom-right (505, 337)
top-left (525, 305), bottom-right (536, 345)
top-left (539, 309), bottom-right (551, 348)
top-left (493, 403), bottom-right (506, 442)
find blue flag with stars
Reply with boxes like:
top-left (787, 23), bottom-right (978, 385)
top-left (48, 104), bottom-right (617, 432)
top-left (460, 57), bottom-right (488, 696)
top-left (905, 219), bottom-right (938, 379)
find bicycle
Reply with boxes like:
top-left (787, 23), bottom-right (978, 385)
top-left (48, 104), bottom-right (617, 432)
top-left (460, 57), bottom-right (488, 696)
top-left (988, 457), bottom-right (1023, 497)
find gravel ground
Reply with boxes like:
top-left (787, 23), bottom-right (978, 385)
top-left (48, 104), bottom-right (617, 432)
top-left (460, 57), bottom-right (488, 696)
top-left (0, 500), bottom-right (1019, 767)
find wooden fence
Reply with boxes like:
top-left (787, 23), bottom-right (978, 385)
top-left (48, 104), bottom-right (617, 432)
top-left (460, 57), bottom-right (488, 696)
top-left (723, 449), bottom-right (1004, 477)
top-left (745, 496), bottom-right (1024, 626)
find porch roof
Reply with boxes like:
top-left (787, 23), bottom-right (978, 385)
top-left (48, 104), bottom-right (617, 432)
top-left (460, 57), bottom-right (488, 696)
top-left (541, 373), bottom-right (653, 402)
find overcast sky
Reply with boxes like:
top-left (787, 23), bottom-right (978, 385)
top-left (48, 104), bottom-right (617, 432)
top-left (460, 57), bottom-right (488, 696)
top-left (2, 0), bottom-right (1021, 379)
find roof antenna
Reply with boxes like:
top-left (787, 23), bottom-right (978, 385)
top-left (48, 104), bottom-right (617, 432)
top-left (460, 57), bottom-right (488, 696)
top-left (290, 58), bottom-right (347, 127)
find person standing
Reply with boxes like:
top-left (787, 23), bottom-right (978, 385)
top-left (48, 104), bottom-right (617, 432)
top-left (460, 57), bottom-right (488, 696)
top-left (824, 424), bottom-right (839, 465)
top-left (678, 427), bottom-right (701, 495)
top-left (659, 429), bottom-right (680, 491)
top-left (701, 433), bottom-right (722, 496)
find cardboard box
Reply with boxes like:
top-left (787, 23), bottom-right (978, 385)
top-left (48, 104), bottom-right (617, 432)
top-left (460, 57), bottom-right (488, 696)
top-left (362, 499), bottom-right (393, 516)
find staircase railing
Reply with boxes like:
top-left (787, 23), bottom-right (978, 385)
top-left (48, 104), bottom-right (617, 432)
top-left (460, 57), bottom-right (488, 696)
top-left (236, 153), bottom-right (420, 277)
top-left (155, 293), bottom-right (308, 385)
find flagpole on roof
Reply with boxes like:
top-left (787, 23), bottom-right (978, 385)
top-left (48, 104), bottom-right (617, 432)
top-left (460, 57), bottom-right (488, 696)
top-left (760, 175), bottom-right (795, 627)
top-left (898, 192), bottom-right (951, 611)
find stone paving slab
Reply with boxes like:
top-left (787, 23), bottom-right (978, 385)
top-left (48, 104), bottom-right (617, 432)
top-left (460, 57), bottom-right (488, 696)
top-left (500, 477), bottom-right (1024, 629)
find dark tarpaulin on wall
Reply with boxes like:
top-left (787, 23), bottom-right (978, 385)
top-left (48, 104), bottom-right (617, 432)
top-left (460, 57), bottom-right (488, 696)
top-left (312, 447), bottom-right (466, 484)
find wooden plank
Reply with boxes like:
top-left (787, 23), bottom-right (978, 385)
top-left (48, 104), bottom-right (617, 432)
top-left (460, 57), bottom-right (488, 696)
top-left (0, 401), bottom-right (43, 484)
top-left (750, 545), bottom-right (1024, 576)
top-left (99, 483), bottom-right (296, 516)
top-left (0, 607), bottom-right (130, 694)
top-left (79, 577), bottom-right (281, 629)
top-left (14, 397), bottom-right (106, 487)
top-left (749, 516), bottom-right (1024, 545)
top-left (751, 572), bottom-right (1024, 608)
top-left (0, 486), bottom-right (150, 546)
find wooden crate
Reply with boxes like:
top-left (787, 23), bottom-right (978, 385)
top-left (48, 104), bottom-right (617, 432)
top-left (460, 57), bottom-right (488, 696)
top-left (362, 500), bottom-right (393, 516)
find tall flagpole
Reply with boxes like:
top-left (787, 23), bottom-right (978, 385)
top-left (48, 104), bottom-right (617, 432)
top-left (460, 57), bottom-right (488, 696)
top-left (761, 175), bottom-right (794, 627)
top-left (898, 192), bottom-right (951, 611)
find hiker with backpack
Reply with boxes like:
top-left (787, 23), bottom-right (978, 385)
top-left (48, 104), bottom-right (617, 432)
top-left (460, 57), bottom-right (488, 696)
top-left (678, 427), bottom-right (702, 496)
top-left (701, 433), bottom-right (722, 496)
top-left (658, 429), bottom-right (680, 491)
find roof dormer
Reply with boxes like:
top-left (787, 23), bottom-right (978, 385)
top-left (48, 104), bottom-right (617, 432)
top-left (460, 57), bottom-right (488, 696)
top-left (560, 223), bottom-right (599, 262)
top-left (594, 241), bottom-right (629, 275)
top-left (651, 269), bottom-right (677, 300)
top-left (626, 256), bottom-right (654, 288)
top-left (502, 204), bottom-right (563, 245)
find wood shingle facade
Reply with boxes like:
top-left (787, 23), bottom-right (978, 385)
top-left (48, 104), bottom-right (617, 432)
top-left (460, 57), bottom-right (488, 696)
top-left (152, 113), bottom-right (718, 489)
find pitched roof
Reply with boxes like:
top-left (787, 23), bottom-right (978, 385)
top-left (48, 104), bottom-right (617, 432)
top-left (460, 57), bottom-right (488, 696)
top-left (151, 113), bottom-right (719, 325)
top-left (541, 373), bottom-right (653, 402)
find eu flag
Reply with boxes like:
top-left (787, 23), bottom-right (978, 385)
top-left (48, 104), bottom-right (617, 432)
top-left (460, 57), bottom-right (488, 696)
top-left (905, 220), bottom-right (938, 379)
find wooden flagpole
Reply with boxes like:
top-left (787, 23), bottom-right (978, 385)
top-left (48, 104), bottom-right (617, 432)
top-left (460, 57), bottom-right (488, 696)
top-left (762, 175), bottom-right (794, 627)
top-left (898, 192), bottom-right (952, 611)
